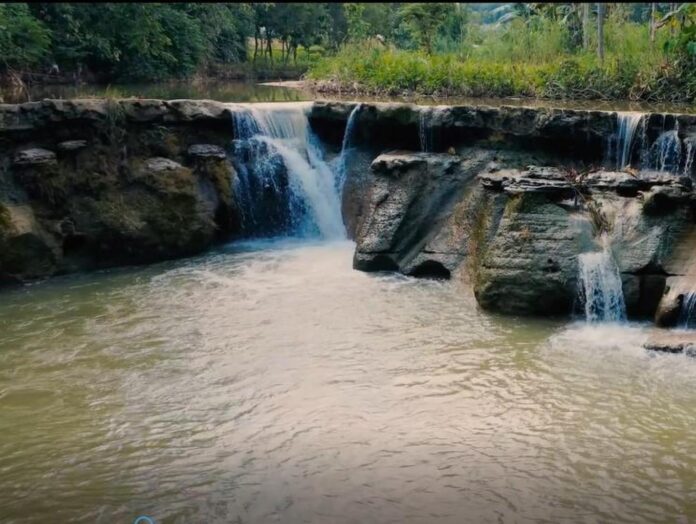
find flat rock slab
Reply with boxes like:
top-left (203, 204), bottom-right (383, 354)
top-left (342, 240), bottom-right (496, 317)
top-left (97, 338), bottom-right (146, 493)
top-left (644, 331), bottom-right (696, 355)
top-left (143, 157), bottom-right (184, 172)
top-left (57, 140), bottom-right (88, 152)
top-left (13, 148), bottom-right (56, 166)
top-left (187, 144), bottom-right (227, 159)
top-left (479, 166), bottom-right (573, 194)
top-left (584, 170), bottom-right (692, 192)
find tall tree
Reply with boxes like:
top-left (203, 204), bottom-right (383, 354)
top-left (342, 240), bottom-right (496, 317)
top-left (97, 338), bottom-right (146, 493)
top-left (583, 2), bottom-right (591, 49)
top-left (399, 3), bottom-right (453, 54)
top-left (597, 2), bottom-right (605, 63)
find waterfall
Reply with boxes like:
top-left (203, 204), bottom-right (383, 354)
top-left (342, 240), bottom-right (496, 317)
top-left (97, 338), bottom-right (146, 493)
top-left (229, 103), bottom-right (345, 240)
top-left (684, 139), bottom-right (695, 178)
top-left (419, 107), bottom-right (432, 153)
top-left (578, 236), bottom-right (627, 323)
top-left (650, 129), bottom-right (682, 173)
top-left (678, 292), bottom-right (696, 328)
top-left (336, 103), bottom-right (362, 197)
top-left (614, 112), bottom-right (644, 170)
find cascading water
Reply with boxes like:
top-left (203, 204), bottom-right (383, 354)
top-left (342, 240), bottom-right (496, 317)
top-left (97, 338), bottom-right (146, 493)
top-left (614, 112), bottom-right (644, 170)
top-left (678, 291), bottom-right (696, 328)
top-left (578, 235), bottom-right (627, 323)
top-left (683, 139), bottom-right (695, 178)
top-left (336, 103), bottom-right (362, 197)
top-left (419, 107), bottom-right (432, 153)
top-left (650, 128), bottom-right (682, 173)
top-left (229, 103), bottom-right (345, 240)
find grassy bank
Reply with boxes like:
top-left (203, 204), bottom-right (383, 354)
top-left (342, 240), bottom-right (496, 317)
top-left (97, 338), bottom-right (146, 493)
top-left (308, 45), bottom-right (695, 103)
top-left (307, 18), bottom-right (696, 103)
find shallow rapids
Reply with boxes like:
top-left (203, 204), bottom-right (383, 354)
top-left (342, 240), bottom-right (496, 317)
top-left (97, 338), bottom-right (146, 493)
top-left (1, 241), bottom-right (695, 523)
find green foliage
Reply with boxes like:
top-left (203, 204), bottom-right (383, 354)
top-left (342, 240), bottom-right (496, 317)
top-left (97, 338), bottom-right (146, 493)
top-left (399, 3), bottom-right (454, 55)
top-left (2, 1), bottom-right (695, 101)
top-left (310, 3), bottom-right (696, 103)
top-left (0, 3), bottom-right (50, 69)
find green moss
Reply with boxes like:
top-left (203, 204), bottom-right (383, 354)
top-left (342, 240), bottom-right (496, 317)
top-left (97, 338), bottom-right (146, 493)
top-left (0, 205), bottom-right (11, 234)
top-left (204, 159), bottom-right (232, 203)
top-left (503, 194), bottom-right (524, 219)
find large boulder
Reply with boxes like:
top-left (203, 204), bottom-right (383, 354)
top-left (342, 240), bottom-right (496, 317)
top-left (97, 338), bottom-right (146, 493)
top-left (353, 150), bottom-right (491, 277)
top-left (474, 192), bottom-right (594, 315)
top-left (0, 204), bottom-right (58, 283)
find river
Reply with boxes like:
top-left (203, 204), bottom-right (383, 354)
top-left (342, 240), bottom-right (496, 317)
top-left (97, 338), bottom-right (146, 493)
top-left (1, 239), bottom-right (695, 523)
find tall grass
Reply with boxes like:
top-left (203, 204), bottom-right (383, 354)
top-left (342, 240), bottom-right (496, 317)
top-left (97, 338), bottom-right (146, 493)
top-left (308, 19), bottom-right (695, 102)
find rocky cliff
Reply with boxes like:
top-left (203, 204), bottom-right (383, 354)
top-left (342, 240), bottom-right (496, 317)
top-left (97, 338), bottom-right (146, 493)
top-left (309, 101), bottom-right (696, 320)
top-left (3, 98), bottom-right (696, 327)
top-left (0, 99), bottom-right (238, 285)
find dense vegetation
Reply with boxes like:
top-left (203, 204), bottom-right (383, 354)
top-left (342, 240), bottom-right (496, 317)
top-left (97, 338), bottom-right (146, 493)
top-left (0, 3), bottom-right (344, 82)
top-left (1, 3), bottom-right (695, 102)
top-left (308, 3), bottom-right (696, 102)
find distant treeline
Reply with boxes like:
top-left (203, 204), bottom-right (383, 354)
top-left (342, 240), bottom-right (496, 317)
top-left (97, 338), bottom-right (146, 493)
top-left (0, 3), bottom-right (350, 82)
top-left (1, 2), bottom-right (695, 102)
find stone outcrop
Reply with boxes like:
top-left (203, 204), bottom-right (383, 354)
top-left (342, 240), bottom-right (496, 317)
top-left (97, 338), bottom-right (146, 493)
top-left (0, 99), bottom-right (239, 284)
top-left (644, 331), bottom-right (696, 355)
top-left (353, 151), bottom-right (489, 277)
top-left (330, 102), bottom-right (696, 319)
top-left (4, 97), bottom-right (696, 328)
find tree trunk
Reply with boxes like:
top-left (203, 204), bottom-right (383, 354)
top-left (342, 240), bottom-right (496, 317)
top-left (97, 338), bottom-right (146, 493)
top-left (266, 36), bottom-right (273, 64)
top-left (650, 3), bottom-right (656, 44)
top-left (597, 3), bottom-right (605, 64)
top-left (583, 2), bottom-right (591, 49)
top-left (253, 30), bottom-right (259, 63)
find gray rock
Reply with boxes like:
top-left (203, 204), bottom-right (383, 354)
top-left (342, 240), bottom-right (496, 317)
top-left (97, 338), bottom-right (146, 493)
top-left (57, 140), bottom-right (88, 152)
top-left (644, 331), bottom-right (696, 354)
top-left (353, 150), bottom-right (491, 276)
top-left (187, 144), bottom-right (227, 159)
top-left (654, 290), bottom-right (683, 327)
top-left (143, 157), bottom-right (184, 173)
top-left (479, 165), bottom-right (574, 195)
top-left (642, 185), bottom-right (692, 215)
top-left (13, 148), bottom-right (56, 166)
top-left (474, 193), bottom-right (595, 315)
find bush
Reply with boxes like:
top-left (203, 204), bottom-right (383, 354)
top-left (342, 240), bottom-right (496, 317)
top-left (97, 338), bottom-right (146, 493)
top-left (308, 17), bottom-right (695, 103)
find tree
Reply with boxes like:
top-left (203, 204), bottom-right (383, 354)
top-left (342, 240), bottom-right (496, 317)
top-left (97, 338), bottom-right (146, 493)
top-left (597, 2), bottom-right (605, 63)
top-left (0, 3), bottom-right (50, 71)
top-left (583, 3), bottom-right (591, 49)
top-left (399, 3), bottom-right (454, 54)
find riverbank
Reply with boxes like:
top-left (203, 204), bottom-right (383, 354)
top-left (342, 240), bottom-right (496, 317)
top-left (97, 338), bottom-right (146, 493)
top-left (306, 47), bottom-right (696, 104)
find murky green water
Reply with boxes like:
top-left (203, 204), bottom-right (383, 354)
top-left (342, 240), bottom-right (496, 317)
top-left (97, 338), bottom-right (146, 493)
top-left (1, 240), bottom-right (695, 523)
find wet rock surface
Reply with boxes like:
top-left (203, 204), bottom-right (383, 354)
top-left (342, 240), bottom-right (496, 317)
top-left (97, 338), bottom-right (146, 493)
top-left (3, 97), bottom-right (696, 325)
top-left (13, 148), bottom-right (57, 166)
top-left (644, 331), bottom-right (696, 355)
top-left (0, 99), bottom-right (239, 284)
top-left (353, 150), bottom-right (492, 276)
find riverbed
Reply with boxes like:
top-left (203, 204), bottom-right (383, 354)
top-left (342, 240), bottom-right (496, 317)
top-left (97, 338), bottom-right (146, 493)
top-left (1, 240), bottom-right (695, 523)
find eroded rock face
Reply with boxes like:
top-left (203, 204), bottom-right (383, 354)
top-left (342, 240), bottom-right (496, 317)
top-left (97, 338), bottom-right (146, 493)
top-left (473, 193), bottom-right (594, 315)
top-left (0, 99), bottom-right (240, 285)
top-left (353, 150), bottom-right (492, 277)
top-left (14, 148), bottom-right (57, 166)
